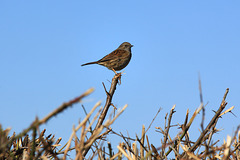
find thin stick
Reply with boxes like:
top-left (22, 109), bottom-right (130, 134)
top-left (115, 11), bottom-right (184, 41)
top-left (189, 88), bottom-right (229, 153)
top-left (162, 105), bottom-right (175, 157)
top-left (63, 101), bottom-right (101, 159)
top-left (145, 107), bottom-right (162, 135)
top-left (95, 73), bottom-right (122, 129)
top-left (82, 73), bottom-right (122, 157)
top-left (117, 145), bottom-right (133, 160)
top-left (0, 88), bottom-right (94, 151)
top-left (82, 105), bottom-right (128, 157)
top-left (166, 103), bottom-right (204, 156)
top-left (140, 125), bottom-right (145, 158)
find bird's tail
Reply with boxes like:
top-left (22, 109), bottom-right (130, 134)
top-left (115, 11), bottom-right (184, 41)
top-left (81, 61), bottom-right (98, 66)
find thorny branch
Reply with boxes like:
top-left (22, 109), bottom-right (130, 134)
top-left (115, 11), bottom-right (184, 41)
top-left (82, 73), bottom-right (122, 157)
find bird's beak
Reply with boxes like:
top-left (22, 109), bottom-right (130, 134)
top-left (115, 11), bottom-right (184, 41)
top-left (131, 45), bottom-right (134, 47)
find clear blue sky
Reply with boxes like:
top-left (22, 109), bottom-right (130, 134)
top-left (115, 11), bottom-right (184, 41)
top-left (1, 0), bottom-right (239, 157)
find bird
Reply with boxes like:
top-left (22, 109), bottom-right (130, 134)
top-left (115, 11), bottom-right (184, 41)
top-left (81, 42), bottom-right (133, 73)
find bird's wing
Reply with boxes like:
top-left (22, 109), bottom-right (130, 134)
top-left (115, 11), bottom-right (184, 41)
top-left (98, 49), bottom-right (128, 62)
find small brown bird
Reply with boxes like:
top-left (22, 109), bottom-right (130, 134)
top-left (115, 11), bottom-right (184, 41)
top-left (81, 42), bottom-right (133, 72)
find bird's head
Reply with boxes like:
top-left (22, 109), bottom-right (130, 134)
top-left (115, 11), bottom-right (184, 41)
top-left (118, 42), bottom-right (133, 52)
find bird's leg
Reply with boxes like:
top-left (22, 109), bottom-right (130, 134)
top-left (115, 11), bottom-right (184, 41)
top-left (112, 68), bottom-right (118, 75)
top-left (112, 68), bottom-right (122, 85)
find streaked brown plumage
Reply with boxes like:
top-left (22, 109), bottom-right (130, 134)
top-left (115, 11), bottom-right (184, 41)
top-left (81, 42), bottom-right (133, 72)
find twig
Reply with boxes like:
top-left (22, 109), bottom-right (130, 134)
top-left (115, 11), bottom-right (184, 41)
top-left (63, 101), bottom-right (101, 159)
top-left (162, 105), bottom-right (175, 157)
top-left (95, 73), bottom-right (122, 129)
top-left (0, 88), bottom-right (94, 152)
top-left (117, 145), bottom-right (133, 160)
top-left (144, 107), bottom-right (162, 136)
top-left (189, 88), bottom-right (229, 153)
top-left (82, 104), bottom-right (128, 157)
top-left (223, 125), bottom-right (240, 160)
top-left (110, 129), bottom-right (135, 141)
top-left (166, 102), bottom-right (204, 156)
top-left (81, 73), bottom-right (122, 157)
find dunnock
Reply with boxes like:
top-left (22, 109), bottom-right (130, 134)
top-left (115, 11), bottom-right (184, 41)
top-left (81, 42), bottom-right (133, 72)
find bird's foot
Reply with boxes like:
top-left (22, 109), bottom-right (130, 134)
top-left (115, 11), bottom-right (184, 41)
top-left (113, 72), bottom-right (122, 85)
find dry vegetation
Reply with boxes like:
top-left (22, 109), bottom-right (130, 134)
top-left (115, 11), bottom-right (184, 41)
top-left (0, 73), bottom-right (239, 160)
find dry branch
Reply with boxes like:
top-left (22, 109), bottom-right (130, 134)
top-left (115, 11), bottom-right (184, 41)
top-left (189, 88), bottom-right (229, 153)
top-left (0, 88), bottom-right (94, 153)
top-left (95, 73), bottom-right (122, 129)
top-left (81, 73), bottom-right (122, 157)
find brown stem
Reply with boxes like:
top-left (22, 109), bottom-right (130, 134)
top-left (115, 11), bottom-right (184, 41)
top-left (188, 88), bottom-right (229, 153)
top-left (82, 73), bottom-right (121, 157)
top-left (95, 73), bottom-right (121, 129)
top-left (162, 105), bottom-right (175, 157)
top-left (0, 88), bottom-right (94, 152)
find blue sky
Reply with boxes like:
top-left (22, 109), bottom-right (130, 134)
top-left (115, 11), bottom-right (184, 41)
top-left (1, 0), bottom-right (240, 157)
